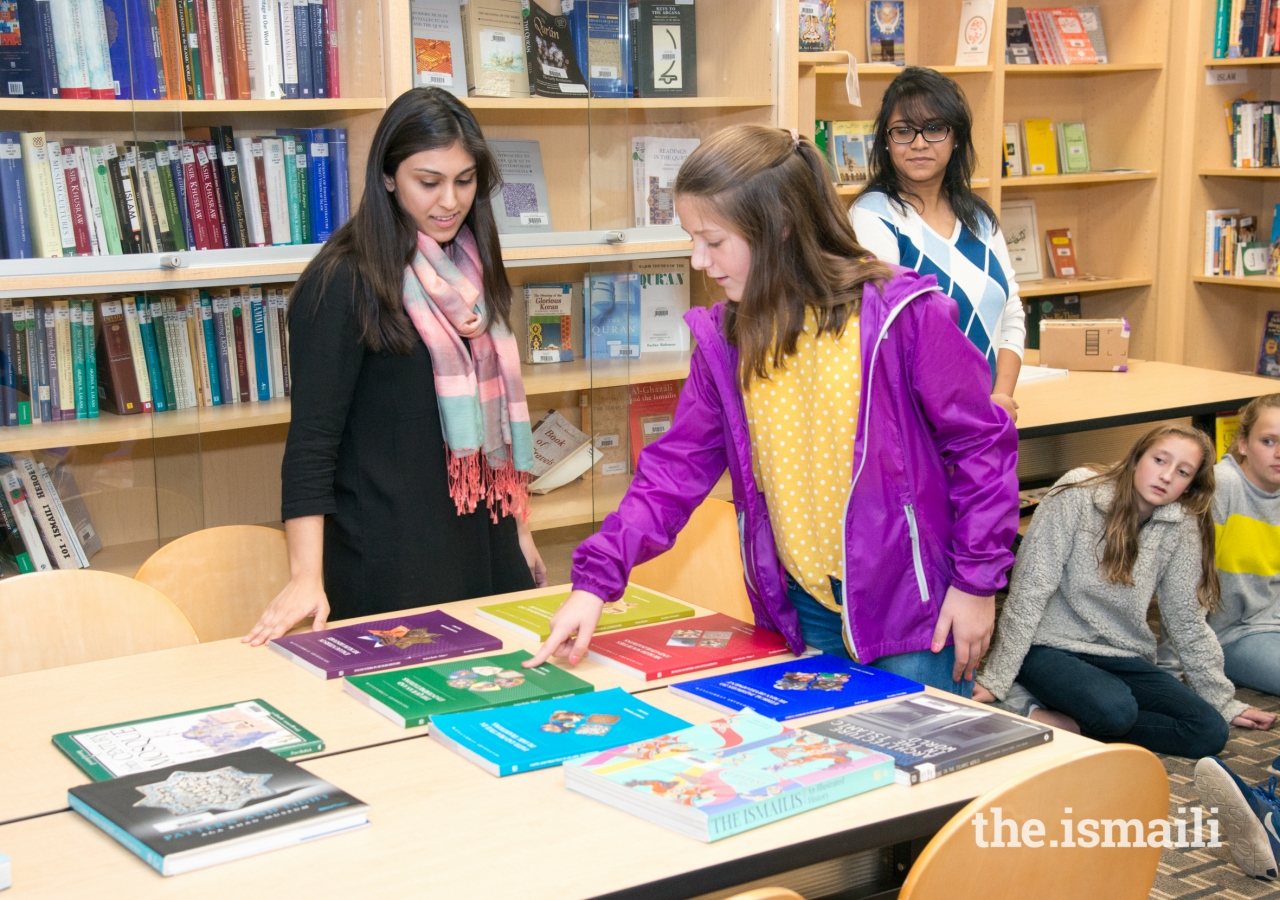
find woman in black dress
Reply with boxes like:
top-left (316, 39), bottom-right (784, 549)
top-left (245, 88), bottom-right (545, 645)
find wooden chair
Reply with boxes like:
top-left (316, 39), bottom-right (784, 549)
top-left (722, 890), bottom-right (804, 900)
top-left (134, 525), bottom-right (290, 643)
top-left (629, 497), bottom-right (754, 621)
top-left (0, 570), bottom-right (198, 677)
top-left (898, 744), bottom-right (1169, 900)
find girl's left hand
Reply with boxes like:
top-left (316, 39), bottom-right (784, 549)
top-left (1232, 708), bottom-right (1277, 730)
top-left (991, 392), bottom-right (1019, 423)
top-left (931, 586), bottom-right (995, 683)
top-left (457, 310), bottom-right (485, 339)
top-left (516, 517), bottom-right (547, 588)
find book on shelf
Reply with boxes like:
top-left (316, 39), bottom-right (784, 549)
top-left (0, 0), bottom-right (61, 98)
top-left (588, 383), bottom-right (630, 476)
top-left (587, 612), bottom-right (793, 681)
top-left (522, 0), bottom-right (588, 97)
top-left (1216, 410), bottom-right (1241, 461)
top-left (269, 609), bottom-right (503, 679)
top-left (1214, 0), bottom-right (1280, 58)
top-left (669, 655), bottom-right (925, 722)
top-left (487, 138), bottom-right (551, 233)
top-left (803, 695), bottom-right (1053, 785)
top-left (563, 0), bottom-right (630, 98)
top-left (524, 282), bottom-right (574, 363)
top-left (1002, 122), bottom-right (1024, 177)
top-left (1076, 6), bottom-right (1108, 62)
top-left (585, 271), bottom-right (640, 359)
top-left (1037, 7), bottom-right (1097, 64)
top-left (461, 0), bottom-right (530, 97)
top-left (1227, 100), bottom-right (1279, 168)
top-left (1021, 118), bottom-right (1058, 176)
top-left (630, 0), bottom-right (696, 98)
top-left (798, 0), bottom-right (836, 52)
top-left (476, 583), bottom-right (694, 642)
top-left (564, 711), bottom-right (896, 841)
top-left (411, 0), bottom-right (469, 96)
top-left (631, 135), bottom-right (699, 228)
top-left (0, 451), bottom-right (92, 570)
top-left (0, 465), bottom-right (51, 571)
top-left (955, 0), bottom-right (994, 66)
top-left (628, 378), bottom-right (678, 469)
top-left (1024, 293), bottom-right (1080, 350)
top-left (1243, 240), bottom-right (1271, 275)
top-left (68, 747), bottom-right (369, 876)
top-left (866, 0), bottom-right (904, 65)
top-left (829, 120), bottom-right (874, 186)
top-left (635, 258), bottom-right (690, 352)
top-left (343, 649), bottom-right (594, 729)
top-left (1001, 198), bottom-right (1042, 282)
top-left (429, 686), bottom-right (691, 776)
top-left (1259, 311), bottom-right (1280, 377)
top-left (1205, 207), bottom-right (1242, 276)
top-left (1044, 228), bottom-right (1078, 278)
top-left (1005, 7), bottom-right (1039, 64)
top-left (1055, 120), bottom-right (1090, 174)
top-left (0, 132), bottom-right (33, 260)
top-left (527, 408), bottom-right (600, 494)
top-left (53, 699), bottom-right (325, 781)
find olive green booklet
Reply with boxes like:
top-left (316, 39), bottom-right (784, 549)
top-left (475, 584), bottom-right (694, 642)
top-left (53, 699), bottom-right (324, 781)
top-left (342, 650), bottom-right (594, 728)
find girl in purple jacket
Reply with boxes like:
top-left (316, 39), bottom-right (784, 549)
top-left (525, 125), bottom-right (1020, 695)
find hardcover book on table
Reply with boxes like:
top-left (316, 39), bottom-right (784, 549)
top-left (270, 609), bottom-right (503, 679)
top-left (429, 686), bottom-right (690, 776)
top-left (587, 612), bottom-right (792, 682)
top-left (564, 711), bottom-right (895, 841)
top-left (477, 584), bottom-right (694, 641)
top-left (68, 747), bottom-right (369, 875)
top-left (803, 695), bottom-right (1053, 785)
top-left (669, 655), bottom-right (924, 721)
top-left (53, 699), bottom-right (325, 781)
top-left (343, 649), bottom-right (594, 728)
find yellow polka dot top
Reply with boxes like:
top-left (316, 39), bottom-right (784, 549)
top-left (742, 307), bottom-right (861, 612)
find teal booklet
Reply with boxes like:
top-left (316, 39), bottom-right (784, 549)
top-left (428, 687), bottom-right (690, 777)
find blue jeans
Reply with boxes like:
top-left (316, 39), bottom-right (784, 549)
top-left (1017, 645), bottom-right (1229, 758)
top-left (786, 574), bottom-right (973, 698)
top-left (1223, 632), bottom-right (1280, 696)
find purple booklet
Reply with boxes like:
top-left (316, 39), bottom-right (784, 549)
top-left (269, 610), bottom-right (504, 679)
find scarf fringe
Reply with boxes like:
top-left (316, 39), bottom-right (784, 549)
top-left (447, 447), bottom-right (530, 524)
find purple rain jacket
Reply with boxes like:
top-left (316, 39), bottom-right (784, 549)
top-left (570, 266), bottom-right (1020, 663)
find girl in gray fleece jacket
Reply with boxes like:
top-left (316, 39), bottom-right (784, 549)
top-left (976, 423), bottom-right (1274, 758)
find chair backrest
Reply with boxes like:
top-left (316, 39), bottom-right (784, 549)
top-left (722, 890), bottom-right (804, 900)
top-left (134, 525), bottom-right (290, 642)
top-left (0, 570), bottom-right (198, 676)
top-left (629, 498), bottom-right (754, 621)
top-left (899, 744), bottom-right (1169, 900)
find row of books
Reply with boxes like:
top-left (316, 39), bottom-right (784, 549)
top-left (1003, 119), bottom-right (1090, 177)
top-left (0, 0), bottom-right (341, 100)
top-left (1005, 6), bottom-right (1109, 65)
top-left (814, 119), bottom-right (874, 186)
top-left (1212, 0), bottom-right (1280, 59)
top-left (0, 451), bottom-right (101, 574)
top-left (410, 0), bottom-right (696, 100)
top-left (1226, 99), bottom-right (1280, 168)
top-left (1204, 207), bottom-right (1280, 278)
top-left (0, 127), bottom-right (350, 260)
top-left (800, 1), bottom-right (999, 67)
top-left (1001, 197), bottom-right (1081, 283)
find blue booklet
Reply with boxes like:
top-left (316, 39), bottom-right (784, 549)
top-left (428, 687), bottom-right (690, 777)
top-left (585, 273), bottom-right (640, 359)
top-left (668, 654), bottom-right (924, 721)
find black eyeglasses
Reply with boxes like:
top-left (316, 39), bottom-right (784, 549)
top-left (888, 124), bottom-right (952, 144)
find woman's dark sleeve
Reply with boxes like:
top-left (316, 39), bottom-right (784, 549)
top-left (280, 262), bottom-right (365, 520)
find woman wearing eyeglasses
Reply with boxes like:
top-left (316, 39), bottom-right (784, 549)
top-left (851, 68), bottom-right (1025, 422)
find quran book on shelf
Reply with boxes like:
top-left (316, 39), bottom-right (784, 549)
top-left (587, 612), bottom-right (793, 681)
top-left (461, 0), bottom-right (531, 97)
top-left (53, 700), bottom-right (325, 781)
top-left (634, 258), bottom-right (690, 352)
top-left (628, 378), bottom-right (678, 469)
top-left (630, 0), bottom-right (696, 98)
top-left (669, 655), bottom-right (924, 721)
top-left (269, 609), bottom-right (503, 679)
top-left (68, 747), bottom-right (369, 876)
top-left (522, 0), bottom-right (588, 97)
top-left (429, 687), bottom-right (691, 776)
top-left (803, 695), bottom-right (1053, 785)
top-left (866, 1), bottom-right (904, 65)
top-left (798, 0), bottom-right (836, 52)
top-left (585, 271), bottom-right (640, 359)
top-left (527, 408), bottom-right (600, 494)
top-left (955, 0), bottom-right (995, 66)
top-left (411, 0), bottom-right (469, 96)
top-left (487, 138), bottom-right (551, 233)
top-left (476, 584), bottom-right (694, 642)
top-left (343, 649), bottom-right (594, 728)
top-left (524, 282), bottom-right (575, 363)
top-left (564, 711), bottom-right (896, 841)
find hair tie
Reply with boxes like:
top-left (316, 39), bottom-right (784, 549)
top-left (789, 128), bottom-right (800, 149)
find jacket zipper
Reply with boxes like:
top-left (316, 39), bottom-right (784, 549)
top-left (903, 503), bottom-right (931, 603)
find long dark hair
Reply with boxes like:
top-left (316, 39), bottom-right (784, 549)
top-left (863, 67), bottom-right (996, 236)
top-left (673, 125), bottom-right (890, 389)
top-left (290, 87), bottom-right (511, 354)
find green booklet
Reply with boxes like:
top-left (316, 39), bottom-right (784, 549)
top-left (475, 585), bottom-right (695, 642)
top-left (343, 649), bottom-right (594, 728)
top-left (52, 699), bottom-right (324, 782)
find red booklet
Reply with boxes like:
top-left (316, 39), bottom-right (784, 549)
top-left (586, 613), bottom-right (792, 681)
top-left (628, 380), bottom-right (681, 470)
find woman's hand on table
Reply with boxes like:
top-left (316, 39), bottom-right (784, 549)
top-left (523, 590), bottom-right (605, 668)
top-left (243, 577), bottom-right (331, 646)
top-left (516, 517), bottom-right (548, 588)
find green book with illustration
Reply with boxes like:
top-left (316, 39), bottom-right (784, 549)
top-left (475, 584), bottom-right (695, 641)
top-left (343, 649), bottom-right (594, 728)
top-left (53, 700), bottom-right (324, 781)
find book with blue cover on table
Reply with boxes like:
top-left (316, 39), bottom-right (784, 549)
top-left (668, 655), bottom-right (924, 721)
top-left (428, 687), bottom-right (690, 776)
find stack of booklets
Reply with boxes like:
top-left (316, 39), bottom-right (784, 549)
top-left (669, 655), bottom-right (924, 721)
top-left (269, 610), bottom-right (503, 679)
top-left (0, 0), bottom-right (341, 101)
top-left (53, 700), bottom-right (324, 780)
top-left (429, 687), bottom-right (691, 776)
top-left (68, 748), bottom-right (368, 875)
top-left (586, 613), bottom-right (793, 681)
top-left (1204, 208), bottom-right (1265, 277)
top-left (0, 128), bottom-right (350, 260)
top-left (564, 711), bottom-right (896, 841)
top-left (1004, 7), bottom-right (1108, 65)
top-left (477, 584), bottom-right (694, 641)
top-left (0, 452), bottom-right (100, 574)
top-left (343, 649), bottom-right (594, 728)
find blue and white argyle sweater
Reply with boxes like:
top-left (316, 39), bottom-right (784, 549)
top-left (851, 189), bottom-right (1024, 382)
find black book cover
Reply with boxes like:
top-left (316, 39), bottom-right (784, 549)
top-left (805, 695), bottom-right (1052, 785)
top-left (0, 0), bottom-right (60, 97)
top-left (1004, 7), bottom-right (1039, 65)
top-left (68, 747), bottom-right (369, 875)
top-left (109, 152), bottom-right (143, 254)
top-left (308, 0), bottom-right (327, 98)
top-left (212, 127), bottom-right (249, 249)
top-left (630, 0), bottom-right (696, 98)
top-left (522, 0), bottom-right (588, 97)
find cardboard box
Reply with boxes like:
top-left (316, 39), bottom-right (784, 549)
top-left (1039, 318), bottom-right (1130, 371)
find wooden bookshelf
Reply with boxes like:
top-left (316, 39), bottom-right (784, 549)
top-left (1003, 63), bottom-right (1164, 75)
top-left (1192, 275), bottom-right (1280, 290)
top-left (1199, 168), bottom-right (1280, 178)
top-left (0, 98), bottom-right (388, 112)
top-left (1019, 277), bottom-right (1156, 297)
top-left (461, 96), bottom-right (774, 111)
top-left (1204, 56), bottom-right (1280, 66)
top-left (1001, 172), bottom-right (1158, 188)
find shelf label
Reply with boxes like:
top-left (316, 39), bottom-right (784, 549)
top-left (601, 462), bottom-right (628, 476)
top-left (1207, 68), bottom-right (1248, 86)
top-left (0, 143), bottom-right (20, 161)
